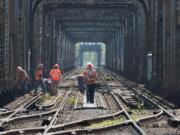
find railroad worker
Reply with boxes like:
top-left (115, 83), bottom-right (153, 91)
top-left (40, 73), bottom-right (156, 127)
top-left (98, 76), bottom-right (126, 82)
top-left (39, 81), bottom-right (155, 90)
top-left (34, 64), bottom-right (46, 95)
top-left (15, 66), bottom-right (30, 94)
top-left (50, 64), bottom-right (61, 95)
top-left (83, 63), bottom-right (97, 104)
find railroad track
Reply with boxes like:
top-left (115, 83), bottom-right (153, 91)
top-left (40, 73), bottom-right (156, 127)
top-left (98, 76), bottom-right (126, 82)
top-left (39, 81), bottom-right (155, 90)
top-left (99, 69), bottom-right (180, 135)
top-left (0, 93), bottom-right (41, 119)
top-left (0, 68), bottom-right (179, 135)
top-left (0, 93), bottom-right (41, 134)
top-left (46, 70), bottom-right (142, 135)
top-left (48, 69), bottom-right (146, 135)
top-left (0, 70), bottom-right (78, 135)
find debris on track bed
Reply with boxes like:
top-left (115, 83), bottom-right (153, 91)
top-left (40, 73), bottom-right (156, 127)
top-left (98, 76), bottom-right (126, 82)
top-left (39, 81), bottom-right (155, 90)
top-left (55, 109), bottom-right (116, 125)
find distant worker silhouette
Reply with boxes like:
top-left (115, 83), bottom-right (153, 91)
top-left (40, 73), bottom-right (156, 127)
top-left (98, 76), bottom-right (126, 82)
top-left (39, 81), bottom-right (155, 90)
top-left (83, 63), bottom-right (97, 103)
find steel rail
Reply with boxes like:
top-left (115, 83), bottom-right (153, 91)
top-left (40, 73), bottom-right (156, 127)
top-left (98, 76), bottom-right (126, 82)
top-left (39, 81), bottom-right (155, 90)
top-left (101, 69), bottom-right (179, 119)
top-left (42, 85), bottom-right (74, 134)
top-left (98, 70), bottom-right (146, 135)
top-left (111, 92), bottom-right (146, 135)
top-left (0, 94), bottom-right (41, 127)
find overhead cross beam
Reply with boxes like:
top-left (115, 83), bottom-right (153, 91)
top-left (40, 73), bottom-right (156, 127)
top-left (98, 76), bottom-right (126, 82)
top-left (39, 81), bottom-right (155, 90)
top-left (50, 8), bottom-right (129, 20)
top-left (45, 2), bottom-right (132, 10)
top-left (41, 0), bottom-right (140, 43)
top-left (64, 26), bottom-right (120, 32)
top-left (56, 20), bottom-right (124, 27)
top-left (61, 24), bottom-right (120, 40)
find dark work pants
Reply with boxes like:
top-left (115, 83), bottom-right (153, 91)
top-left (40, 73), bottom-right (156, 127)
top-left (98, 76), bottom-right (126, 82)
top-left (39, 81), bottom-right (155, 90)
top-left (51, 80), bottom-right (59, 96)
top-left (86, 84), bottom-right (95, 103)
top-left (34, 80), bottom-right (46, 94)
top-left (17, 80), bottom-right (28, 94)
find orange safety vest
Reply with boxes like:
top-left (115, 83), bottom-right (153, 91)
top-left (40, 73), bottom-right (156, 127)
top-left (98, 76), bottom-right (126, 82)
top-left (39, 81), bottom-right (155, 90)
top-left (50, 69), bottom-right (61, 81)
top-left (83, 69), bottom-right (96, 85)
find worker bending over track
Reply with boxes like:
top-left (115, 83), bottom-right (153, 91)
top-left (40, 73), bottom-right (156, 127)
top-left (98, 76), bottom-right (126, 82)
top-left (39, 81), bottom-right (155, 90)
top-left (15, 66), bottom-right (30, 94)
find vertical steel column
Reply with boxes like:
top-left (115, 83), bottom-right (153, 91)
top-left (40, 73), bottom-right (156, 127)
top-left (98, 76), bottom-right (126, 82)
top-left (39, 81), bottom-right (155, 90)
top-left (124, 16), bottom-right (128, 76)
top-left (170, 0), bottom-right (176, 87)
top-left (111, 39), bottom-right (114, 69)
top-left (56, 24), bottom-right (61, 65)
top-left (66, 39), bottom-right (70, 69)
top-left (62, 32), bottom-right (66, 70)
top-left (161, 0), bottom-right (176, 88)
top-left (97, 48), bottom-right (101, 67)
top-left (105, 43), bottom-right (108, 68)
top-left (45, 14), bottom-right (48, 72)
top-left (0, 0), bottom-right (5, 85)
top-left (72, 43), bottom-right (75, 68)
top-left (4, 0), bottom-right (9, 85)
top-left (117, 31), bottom-right (120, 72)
top-left (113, 39), bottom-right (116, 70)
top-left (39, 4), bottom-right (43, 63)
top-left (79, 48), bottom-right (83, 67)
top-left (64, 38), bottom-right (68, 70)
top-left (121, 27), bottom-right (125, 71)
top-left (110, 40), bottom-right (114, 69)
top-left (152, 0), bottom-right (158, 79)
top-left (69, 41), bottom-right (71, 68)
top-left (108, 43), bottom-right (112, 69)
top-left (53, 18), bottom-right (56, 63)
